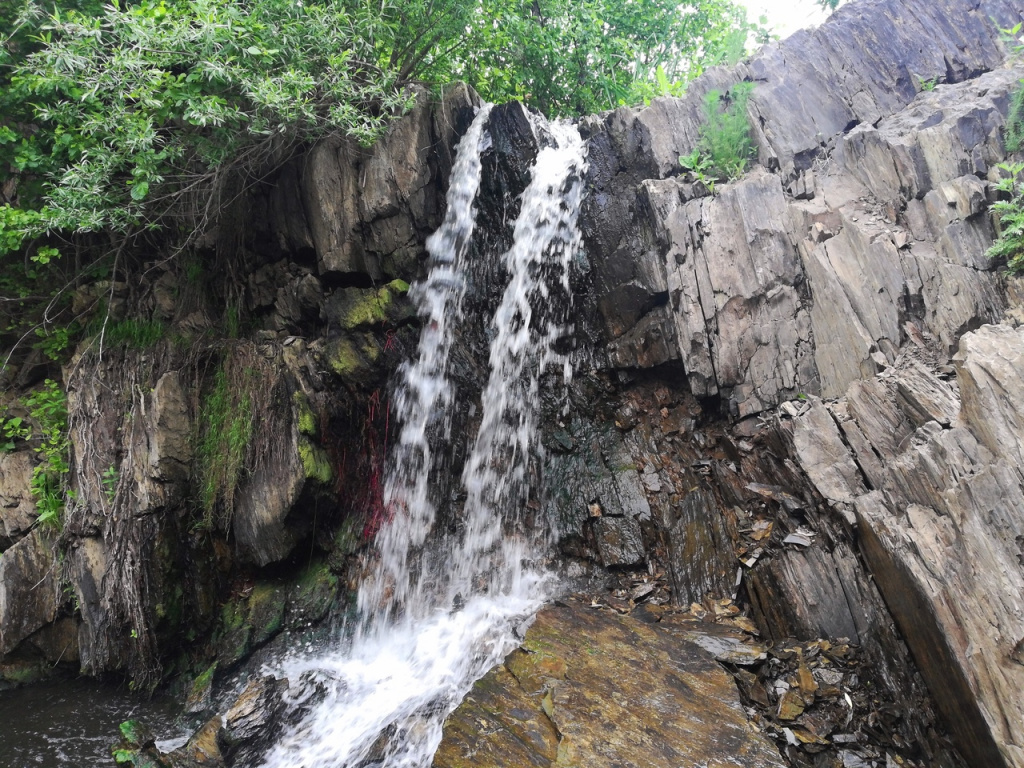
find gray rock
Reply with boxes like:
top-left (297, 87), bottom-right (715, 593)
top-left (0, 530), bottom-right (57, 655)
top-left (0, 451), bottom-right (36, 548)
top-left (593, 516), bottom-right (646, 567)
top-left (586, 20), bottom-right (1024, 415)
top-left (788, 325), bottom-right (1024, 767)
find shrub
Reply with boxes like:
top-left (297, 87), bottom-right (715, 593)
top-left (680, 81), bottom-right (756, 187)
top-left (5, 379), bottom-right (71, 530)
top-left (987, 161), bottom-right (1024, 273)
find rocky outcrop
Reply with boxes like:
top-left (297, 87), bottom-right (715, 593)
top-left (0, 84), bottom-right (482, 690)
top-left (0, 451), bottom-right (36, 549)
top-left (539, 1), bottom-right (1024, 765)
top-left (0, 530), bottom-right (57, 656)
top-left (783, 324), bottom-right (1024, 767)
top-left (434, 600), bottom-right (786, 768)
top-left (583, 1), bottom-right (1024, 416)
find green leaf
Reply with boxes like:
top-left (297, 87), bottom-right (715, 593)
top-left (130, 181), bottom-right (149, 201)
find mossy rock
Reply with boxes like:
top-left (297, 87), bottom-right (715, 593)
top-left (326, 279), bottom-right (411, 330)
top-left (327, 517), bottom-right (362, 572)
top-left (293, 390), bottom-right (318, 438)
top-left (298, 437), bottom-right (333, 485)
top-left (213, 583), bottom-right (286, 667)
top-left (247, 583), bottom-right (286, 647)
top-left (321, 331), bottom-right (388, 387)
top-left (185, 662), bottom-right (218, 714)
top-left (0, 657), bottom-right (51, 687)
top-left (286, 560), bottom-right (339, 629)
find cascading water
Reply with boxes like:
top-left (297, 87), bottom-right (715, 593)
top-left (258, 107), bottom-right (587, 768)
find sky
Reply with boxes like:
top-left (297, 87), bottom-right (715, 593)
top-left (735, 0), bottom-right (832, 39)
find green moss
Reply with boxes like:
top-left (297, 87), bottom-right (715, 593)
top-left (220, 600), bottom-right (245, 633)
top-left (190, 662), bottom-right (217, 698)
top-left (0, 659), bottom-right (48, 686)
top-left (326, 337), bottom-right (363, 377)
top-left (362, 338), bottom-right (382, 362)
top-left (214, 582), bottom-right (287, 666)
top-left (299, 437), bottom-right (333, 484)
top-left (247, 583), bottom-right (285, 646)
top-left (336, 280), bottom-right (410, 329)
top-left (293, 391), bottom-right (318, 438)
top-left (287, 560), bottom-right (339, 628)
top-left (333, 518), bottom-right (360, 556)
top-left (118, 720), bottom-right (154, 748)
top-left (340, 286), bottom-right (391, 328)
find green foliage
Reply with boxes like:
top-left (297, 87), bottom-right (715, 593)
top-left (987, 162), bottom-right (1024, 273)
top-left (457, 0), bottom-right (765, 116)
top-left (9, 0), bottom-right (414, 242)
top-left (100, 318), bottom-right (167, 350)
top-left (680, 82), bottom-right (756, 186)
top-left (33, 322), bottom-right (76, 360)
top-left (990, 26), bottom-right (1024, 272)
top-left (102, 464), bottom-right (118, 501)
top-left (1, 415), bottom-right (31, 451)
top-left (17, 379), bottom-right (70, 530)
top-left (818, 0), bottom-right (842, 9)
top-left (0, 0), bottom-right (762, 267)
top-left (678, 148), bottom-right (716, 193)
top-left (195, 360), bottom-right (254, 526)
top-left (1006, 81), bottom-right (1024, 154)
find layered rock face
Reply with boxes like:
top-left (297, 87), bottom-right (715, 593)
top-left (0, 86), bottom-right (482, 687)
top-left (788, 326), bottom-right (1024, 767)
top-left (3, 0), bottom-right (1024, 767)
top-left (530, 0), bottom-right (1024, 766)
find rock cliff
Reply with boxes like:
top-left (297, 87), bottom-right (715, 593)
top-left (459, 0), bottom-right (1024, 766)
top-left (2, 0), bottom-right (1024, 767)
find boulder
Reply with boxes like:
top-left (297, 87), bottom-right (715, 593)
top-left (434, 600), bottom-right (787, 768)
top-left (0, 530), bottom-right (57, 655)
top-left (0, 451), bottom-right (36, 549)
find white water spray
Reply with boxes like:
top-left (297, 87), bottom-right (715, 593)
top-left (258, 109), bottom-right (587, 768)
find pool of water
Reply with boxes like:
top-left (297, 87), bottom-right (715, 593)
top-left (0, 678), bottom-right (183, 767)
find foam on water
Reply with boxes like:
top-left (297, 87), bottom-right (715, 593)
top-left (258, 108), bottom-right (587, 768)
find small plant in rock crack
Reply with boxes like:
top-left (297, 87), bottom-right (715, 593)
top-left (17, 379), bottom-right (71, 530)
top-left (102, 464), bottom-right (118, 502)
top-left (987, 161), bottom-right (1024, 273)
top-left (679, 81), bottom-right (756, 189)
top-left (678, 148), bottom-right (716, 193)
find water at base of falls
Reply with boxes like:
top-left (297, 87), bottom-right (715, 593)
top-left (257, 109), bottom-right (588, 768)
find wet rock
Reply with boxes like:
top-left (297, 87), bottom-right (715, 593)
top-left (184, 663), bottom-right (217, 715)
top-left (592, 516), bottom-right (645, 567)
top-left (434, 600), bottom-right (787, 768)
top-left (661, 619), bottom-right (769, 666)
top-left (25, 617), bottom-right (80, 666)
top-left (544, 417), bottom-right (651, 560)
top-left (664, 487), bottom-right (736, 606)
top-left (219, 675), bottom-right (289, 766)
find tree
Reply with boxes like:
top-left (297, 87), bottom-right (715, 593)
top-left (0, 0), bottom-right (760, 357)
top-left (451, 0), bottom-right (763, 117)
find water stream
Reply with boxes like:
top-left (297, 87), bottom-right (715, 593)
top-left (257, 108), bottom-right (588, 768)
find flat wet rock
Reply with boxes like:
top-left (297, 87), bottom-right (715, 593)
top-left (433, 599), bottom-right (786, 768)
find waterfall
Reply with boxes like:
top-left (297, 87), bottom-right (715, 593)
top-left (258, 108), bottom-right (588, 768)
